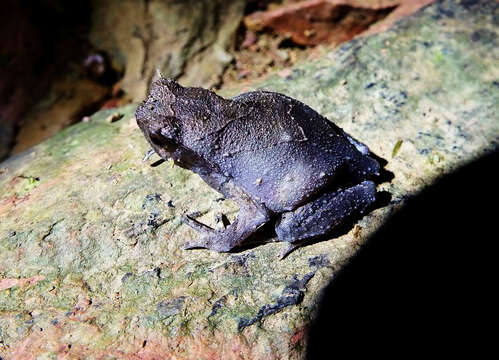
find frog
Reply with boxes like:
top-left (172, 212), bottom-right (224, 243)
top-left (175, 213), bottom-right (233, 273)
top-left (136, 77), bottom-right (380, 255)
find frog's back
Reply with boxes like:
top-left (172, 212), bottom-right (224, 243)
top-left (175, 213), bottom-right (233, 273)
top-left (214, 91), bottom-right (374, 212)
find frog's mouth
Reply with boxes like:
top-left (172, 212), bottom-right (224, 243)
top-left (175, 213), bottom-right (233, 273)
top-left (149, 129), bottom-right (178, 154)
top-left (139, 128), bottom-right (178, 167)
top-left (146, 130), bottom-right (210, 172)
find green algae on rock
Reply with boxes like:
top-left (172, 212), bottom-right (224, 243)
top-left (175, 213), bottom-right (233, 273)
top-left (1, 1), bottom-right (499, 358)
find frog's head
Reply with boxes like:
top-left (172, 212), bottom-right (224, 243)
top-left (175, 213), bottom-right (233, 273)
top-left (136, 77), bottom-right (220, 170)
top-left (135, 77), bottom-right (184, 160)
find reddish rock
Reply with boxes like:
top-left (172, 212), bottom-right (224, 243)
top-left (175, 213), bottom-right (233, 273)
top-left (244, 0), bottom-right (435, 46)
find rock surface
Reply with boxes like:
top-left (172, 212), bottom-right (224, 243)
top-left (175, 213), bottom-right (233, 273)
top-left (1, 0), bottom-right (498, 358)
top-left (89, 0), bottom-right (247, 101)
top-left (243, 0), bottom-right (433, 46)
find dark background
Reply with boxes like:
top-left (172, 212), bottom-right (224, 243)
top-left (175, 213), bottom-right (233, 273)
top-left (307, 150), bottom-right (498, 357)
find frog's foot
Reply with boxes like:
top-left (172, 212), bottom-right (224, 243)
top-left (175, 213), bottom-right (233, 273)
top-left (143, 148), bottom-right (157, 162)
top-left (182, 178), bottom-right (271, 252)
top-left (275, 181), bottom-right (377, 244)
top-left (182, 214), bottom-right (219, 249)
top-left (183, 211), bottom-right (269, 252)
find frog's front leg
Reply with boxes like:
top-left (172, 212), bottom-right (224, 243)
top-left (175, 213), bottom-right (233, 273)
top-left (183, 179), bottom-right (270, 252)
top-left (275, 181), bottom-right (376, 251)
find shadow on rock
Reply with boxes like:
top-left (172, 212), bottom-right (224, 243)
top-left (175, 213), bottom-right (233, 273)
top-left (306, 149), bottom-right (498, 358)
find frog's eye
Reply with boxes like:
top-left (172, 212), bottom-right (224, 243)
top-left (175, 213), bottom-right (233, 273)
top-left (149, 130), bottom-right (177, 152)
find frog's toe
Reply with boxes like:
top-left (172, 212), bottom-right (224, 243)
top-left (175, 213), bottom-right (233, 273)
top-left (183, 234), bottom-right (233, 252)
top-left (278, 243), bottom-right (299, 260)
top-left (183, 238), bottom-right (210, 250)
top-left (182, 214), bottom-right (216, 235)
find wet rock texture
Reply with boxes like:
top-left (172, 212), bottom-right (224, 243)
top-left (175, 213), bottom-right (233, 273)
top-left (1, 1), bottom-right (498, 358)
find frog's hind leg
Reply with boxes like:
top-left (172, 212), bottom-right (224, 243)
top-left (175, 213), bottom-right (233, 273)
top-left (183, 181), bottom-right (270, 252)
top-left (275, 181), bottom-right (377, 254)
